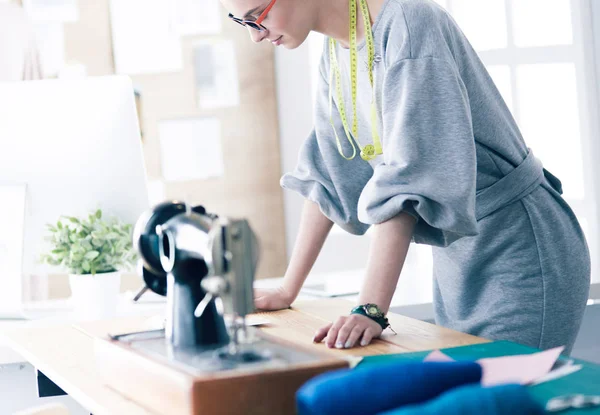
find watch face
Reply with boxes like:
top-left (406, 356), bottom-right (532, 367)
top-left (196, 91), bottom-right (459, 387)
top-left (367, 305), bottom-right (379, 316)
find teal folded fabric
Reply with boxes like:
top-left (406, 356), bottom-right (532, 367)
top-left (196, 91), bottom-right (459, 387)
top-left (377, 384), bottom-right (545, 415)
top-left (296, 361), bottom-right (482, 415)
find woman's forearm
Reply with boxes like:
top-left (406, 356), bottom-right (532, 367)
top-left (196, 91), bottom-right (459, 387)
top-left (282, 199), bottom-right (334, 298)
top-left (358, 212), bottom-right (416, 313)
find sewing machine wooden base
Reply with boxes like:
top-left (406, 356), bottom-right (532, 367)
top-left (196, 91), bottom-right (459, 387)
top-left (94, 329), bottom-right (348, 415)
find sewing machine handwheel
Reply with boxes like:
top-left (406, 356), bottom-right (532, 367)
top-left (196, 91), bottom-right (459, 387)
top-left (142, 267), bottom-right (168, 296)
top-left (132, 201), bottom-right (209, 296)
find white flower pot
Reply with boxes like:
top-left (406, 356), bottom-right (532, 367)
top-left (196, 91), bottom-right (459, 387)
top-left (68, 271), bottom-right (121, 320)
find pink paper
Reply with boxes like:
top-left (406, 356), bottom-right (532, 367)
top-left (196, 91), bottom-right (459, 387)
top-left (424, 350), bottom-right (455, 362)
top-left (423, 346), bottom-right (565, 386)
top-left (477, 346), bottom-right (564, 386)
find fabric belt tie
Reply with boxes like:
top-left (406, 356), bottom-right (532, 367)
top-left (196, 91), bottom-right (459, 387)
top-left (475, 149), bottom-right (562, 221)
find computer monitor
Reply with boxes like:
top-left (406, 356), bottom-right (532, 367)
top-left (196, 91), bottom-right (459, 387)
top-left (0, 76), bottom-right (150, 313)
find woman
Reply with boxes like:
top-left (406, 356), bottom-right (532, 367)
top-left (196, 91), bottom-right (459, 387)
top-left (221, 0), bottom-right (590, 354)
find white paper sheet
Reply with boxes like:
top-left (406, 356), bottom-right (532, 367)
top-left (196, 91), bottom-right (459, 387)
top-left (0, 183), bottom-right (27, 311)
top-left (224, 315), bottom-right (270, 327)
top-left (158, 117), bottom-right (225, 182)
top-left (32, 23), bottom-right (65, 78)
top-left (171, 0), bottom-right (222, 35)
top-left (23, 0), bottom-right (78, 22)
top-left (109, 0), bottom-right (183, 75)
top-left (194, 40), bottom-right (240, 109)
top-left (531, 363), bottom-right (582, 385)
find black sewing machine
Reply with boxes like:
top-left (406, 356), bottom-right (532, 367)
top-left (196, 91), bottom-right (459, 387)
top-left (92, 201), bottom-right (347, 414)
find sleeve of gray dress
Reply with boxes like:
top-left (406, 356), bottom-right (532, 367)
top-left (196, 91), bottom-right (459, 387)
top-left (357, 57), bottom-right (479, 247)
top-left (280, 48), bottom-right (373, 236)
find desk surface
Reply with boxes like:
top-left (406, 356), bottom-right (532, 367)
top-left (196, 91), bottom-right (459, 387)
top-left (0, 294), bottom-right (166, 365)
top-left (0, 298), bottom-right (488, 415)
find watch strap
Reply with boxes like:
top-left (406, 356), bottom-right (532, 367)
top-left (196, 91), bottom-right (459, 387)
top-left (351, 304), bottom-right (390, 331)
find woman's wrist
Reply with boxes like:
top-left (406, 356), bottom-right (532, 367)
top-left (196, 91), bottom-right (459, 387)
top-left (351, 303), bottom-right (396, 334)
top-left (351, 304), bottom-right (389, 329)
top-left (281, 278), bottom-right (302, 302)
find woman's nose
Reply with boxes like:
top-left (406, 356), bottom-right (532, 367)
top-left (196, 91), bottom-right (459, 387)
top-left (248, 27), bottom-right (268, 43)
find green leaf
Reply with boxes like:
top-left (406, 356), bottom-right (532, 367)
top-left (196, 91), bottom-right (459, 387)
top-left (82, 261), bottom-right (91, 272)
top-left (95, 209), bottom-right (102, 219)
top-left (84, 251), bottom-right (100, 261)
top-left (91, 238), bottom-right (104, 248)
top-left (57, 221), bottom-right (63, 229)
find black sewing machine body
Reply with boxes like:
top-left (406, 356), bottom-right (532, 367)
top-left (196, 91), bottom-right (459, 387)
top-left (132, 201), bottom-right (255, 349)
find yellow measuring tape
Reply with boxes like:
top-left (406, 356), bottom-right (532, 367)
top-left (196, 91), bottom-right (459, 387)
top-left (329, 0), bottom-right (383, 161)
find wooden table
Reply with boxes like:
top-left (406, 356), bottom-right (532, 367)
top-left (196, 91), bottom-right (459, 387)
top-left (0, 299), bottom-right (488, 415)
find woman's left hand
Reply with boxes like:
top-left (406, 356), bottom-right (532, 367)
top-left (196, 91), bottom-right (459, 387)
top-left (313, 314), bottom-right (383, 349)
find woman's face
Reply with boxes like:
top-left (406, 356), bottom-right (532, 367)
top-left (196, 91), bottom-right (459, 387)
top-left (220, 0), bottom-right (314, 49)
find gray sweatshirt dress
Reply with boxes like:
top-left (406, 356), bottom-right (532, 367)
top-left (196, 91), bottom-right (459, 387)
top-left (281, 0), bottom-right (590, 353)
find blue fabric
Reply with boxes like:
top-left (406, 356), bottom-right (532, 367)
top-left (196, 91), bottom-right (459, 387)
top-left (296, 361), bottom-right (482, 415)
top-left (377, 384), bottom-right (545, 415)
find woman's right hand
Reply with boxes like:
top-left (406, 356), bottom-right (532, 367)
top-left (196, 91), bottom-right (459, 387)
top-left (254, 286), bottom-right (295, 311)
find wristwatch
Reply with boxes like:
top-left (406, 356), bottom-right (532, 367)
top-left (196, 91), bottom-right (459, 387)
top-left (351, 303), bottom-right (391, 331)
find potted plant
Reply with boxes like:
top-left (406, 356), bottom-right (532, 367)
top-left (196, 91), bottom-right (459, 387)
top-left (41, 209), bottom-right (136, 319)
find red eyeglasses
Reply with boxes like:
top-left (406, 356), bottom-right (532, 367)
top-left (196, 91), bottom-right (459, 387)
top-left (228, 0), bottom-right (278, 32)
